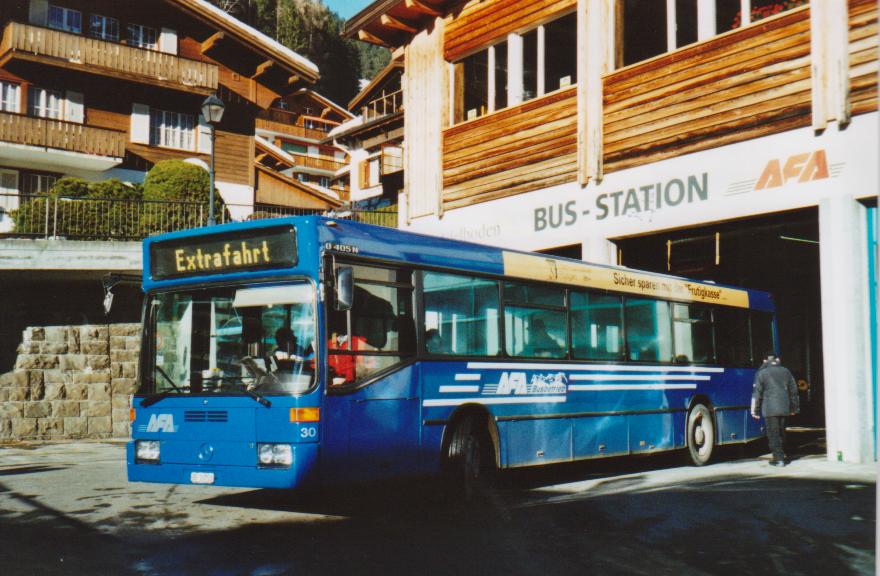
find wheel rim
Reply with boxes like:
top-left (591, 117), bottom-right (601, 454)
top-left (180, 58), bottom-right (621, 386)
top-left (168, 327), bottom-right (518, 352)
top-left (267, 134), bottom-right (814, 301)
top-left (689, 405), bottom-right (713, 464)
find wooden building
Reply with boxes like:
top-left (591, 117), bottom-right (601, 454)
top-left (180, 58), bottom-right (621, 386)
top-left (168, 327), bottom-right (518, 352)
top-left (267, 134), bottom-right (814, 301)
top-left (346, 0), bottom-right (879, 464)
top-left (329, 58), bottom-right (404, 210)
top-left (0, 0), bottom-right (319, 227)
top-left (254, 88), bottom-right (351, 212)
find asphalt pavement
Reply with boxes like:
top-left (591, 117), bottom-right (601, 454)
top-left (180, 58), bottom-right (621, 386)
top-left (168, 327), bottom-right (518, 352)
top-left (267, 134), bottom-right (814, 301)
top-left (0, 431), bottom-right (875, 576)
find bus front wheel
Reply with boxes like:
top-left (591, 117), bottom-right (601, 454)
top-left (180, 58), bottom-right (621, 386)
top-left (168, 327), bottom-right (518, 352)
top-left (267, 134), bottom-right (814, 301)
top-left (445, 417), bottom-right (494, 500)
top-left (686, 403), bottom-right (715, 466)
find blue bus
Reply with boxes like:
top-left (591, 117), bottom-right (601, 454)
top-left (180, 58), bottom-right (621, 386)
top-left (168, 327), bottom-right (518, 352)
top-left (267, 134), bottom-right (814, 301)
top-left (127, 216), bottom-right (774, 490)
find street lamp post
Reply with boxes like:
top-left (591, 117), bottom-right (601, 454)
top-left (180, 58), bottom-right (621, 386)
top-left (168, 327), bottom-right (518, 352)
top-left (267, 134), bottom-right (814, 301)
top-left (201, 93), bottom-right (225, 226)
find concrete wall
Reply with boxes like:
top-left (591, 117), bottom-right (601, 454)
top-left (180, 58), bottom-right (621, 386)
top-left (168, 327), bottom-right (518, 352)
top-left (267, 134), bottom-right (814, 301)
top-left (0, 324), bottom-right (140, 441)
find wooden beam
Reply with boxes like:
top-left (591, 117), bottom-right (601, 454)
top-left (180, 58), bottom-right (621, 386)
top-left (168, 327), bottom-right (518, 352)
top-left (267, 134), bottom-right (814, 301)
top-left (252, 60), bottom-right (274, 80)
top-left (321, 107), bottom-right (332, 118)
top-left (358, 29), bottom-right (392, 48)
top-left (288, 74), bottom-right (301, 85)
top-left (256, 152), bottom-right (270, 164)
top-left (405, 0), bottom-right (441, 17)
top-left (381, 14), bottom-right (418, 34)
top-left (200, 31), bottom-right (224, 54)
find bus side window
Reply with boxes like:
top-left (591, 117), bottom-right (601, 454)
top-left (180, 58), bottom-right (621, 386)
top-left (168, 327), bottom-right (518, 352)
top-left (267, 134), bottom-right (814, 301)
top-left (422, 271), bottom-right (500, 356)
top-left (503, 281), bottom-right (567, 359)
top-left (714, 307), bottom-right (751, 366)
top-left (328, 264), bottom-right (414, 386)
top-left (672, 303), bottom-right (714, 364)
top-left (750, 311), bottom-right (775, 367)
top-left (571, 291), bottom-right (624, 361)
top-left (625, 298), bottom-right (673, 362)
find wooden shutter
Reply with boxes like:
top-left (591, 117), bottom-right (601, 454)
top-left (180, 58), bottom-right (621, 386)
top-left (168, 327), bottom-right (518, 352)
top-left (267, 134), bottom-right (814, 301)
top-left (64, 91), bottom-right (84, 123)
top-left (197, 114), bottom-right (212, 154)
top-left (130, 103), bottom-right (150, 144)
top-left (159, 28), bottom-right (178, 55)
top-left (29, 0), bottom-right (49, 26)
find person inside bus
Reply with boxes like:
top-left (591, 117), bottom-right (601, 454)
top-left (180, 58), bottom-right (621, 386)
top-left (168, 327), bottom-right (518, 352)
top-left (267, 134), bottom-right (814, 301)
top-left (328, 330), bottom-right (372, 385)
top-left (273, 326), bottom-right (314, 369)
top-left (530, 318), bottom-right (561, 357)
top-left (425, 328), bottom-right (446, 354)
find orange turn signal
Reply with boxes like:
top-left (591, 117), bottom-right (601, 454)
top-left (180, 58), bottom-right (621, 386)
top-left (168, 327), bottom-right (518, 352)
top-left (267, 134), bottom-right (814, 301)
top-left (129, 408), bottom-right (136, 422)
top-left (290, 407), bottom-right (320, 423)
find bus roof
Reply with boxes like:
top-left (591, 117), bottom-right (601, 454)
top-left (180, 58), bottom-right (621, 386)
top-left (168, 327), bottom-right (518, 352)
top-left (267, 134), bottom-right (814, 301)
top-left (142, 216), bottom-right (775, 311)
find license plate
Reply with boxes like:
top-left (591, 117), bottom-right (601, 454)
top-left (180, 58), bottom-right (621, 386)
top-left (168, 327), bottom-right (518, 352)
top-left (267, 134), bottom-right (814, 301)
top-left (190, 471), bottom-right (215, 484)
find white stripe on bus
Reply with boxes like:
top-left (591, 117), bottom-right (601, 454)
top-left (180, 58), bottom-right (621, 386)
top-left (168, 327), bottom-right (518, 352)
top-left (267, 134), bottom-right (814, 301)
top-left (568, 384), bottom-right (698, 391)
top-left (423, 396), bottom-right (567, 407)
top-left (454, 373), bottom-right (482, 381)
top-left (439, 385), bottom-right (481, 393)
top-left (567, 374), bottom-right (711, 381)
top-left (466, 362), bottom-right (724, 373)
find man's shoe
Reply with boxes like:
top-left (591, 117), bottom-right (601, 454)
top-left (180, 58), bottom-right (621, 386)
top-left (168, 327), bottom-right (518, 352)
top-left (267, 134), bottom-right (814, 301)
top-left (769, 460), bottom-right (786, 467)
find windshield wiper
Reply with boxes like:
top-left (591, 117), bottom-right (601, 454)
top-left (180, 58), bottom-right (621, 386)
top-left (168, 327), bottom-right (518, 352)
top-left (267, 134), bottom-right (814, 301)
top-left (140, 367), bottom-right (188, 407)
top-left (216, 381), bottom-right (271, 408)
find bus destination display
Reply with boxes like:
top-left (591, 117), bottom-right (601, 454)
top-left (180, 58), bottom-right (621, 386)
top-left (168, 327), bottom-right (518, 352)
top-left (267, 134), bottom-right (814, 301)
top-left (151, 226), bottom-right (297, 279)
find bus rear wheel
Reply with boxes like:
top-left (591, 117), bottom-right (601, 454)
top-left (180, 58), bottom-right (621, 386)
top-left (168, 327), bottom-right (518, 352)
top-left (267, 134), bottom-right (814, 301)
top-left (445, 416), bottom-right (495, 500)
top-left (686, 403), bottom-right (715, 466)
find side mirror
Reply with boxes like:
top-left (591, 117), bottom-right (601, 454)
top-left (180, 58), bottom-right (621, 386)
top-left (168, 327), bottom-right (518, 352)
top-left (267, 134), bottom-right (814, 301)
top-left (335, 266), bottom-right (353, 311)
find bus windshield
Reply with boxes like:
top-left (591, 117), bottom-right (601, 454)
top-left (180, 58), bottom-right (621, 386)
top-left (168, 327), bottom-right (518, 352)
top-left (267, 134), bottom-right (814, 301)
top-left (142, 282), bottom-right (316, 396)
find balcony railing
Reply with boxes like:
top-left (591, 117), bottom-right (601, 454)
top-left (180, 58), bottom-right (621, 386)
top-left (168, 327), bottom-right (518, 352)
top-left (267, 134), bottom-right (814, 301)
top-left (1, 22), bottom-right (218, 93)
top-left (256, 109), bottom-right (332, 140)
top-left (0, 111), bottom-right (126, 158)
top-left (291, 153), bottom-right (346, 172)
top-left (0, 194), bottom-right (396, 240)
top-left (362, 90), bottom-right (403, 123)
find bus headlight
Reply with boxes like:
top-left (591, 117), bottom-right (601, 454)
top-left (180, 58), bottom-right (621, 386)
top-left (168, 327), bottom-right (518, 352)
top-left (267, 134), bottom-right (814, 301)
top-left (257, 443), bottom-right (292, 467)
top-left (136, 440), bottom-right (160, 463)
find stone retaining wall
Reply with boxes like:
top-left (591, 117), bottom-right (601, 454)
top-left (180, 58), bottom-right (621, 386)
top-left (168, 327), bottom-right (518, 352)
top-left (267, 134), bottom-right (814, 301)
top-left (0, 324), bottom-right (141, 441)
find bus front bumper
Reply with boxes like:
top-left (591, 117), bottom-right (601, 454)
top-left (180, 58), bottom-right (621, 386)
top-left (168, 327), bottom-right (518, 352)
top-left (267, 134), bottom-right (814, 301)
top-left (126, 442), bottom-right (318, 489)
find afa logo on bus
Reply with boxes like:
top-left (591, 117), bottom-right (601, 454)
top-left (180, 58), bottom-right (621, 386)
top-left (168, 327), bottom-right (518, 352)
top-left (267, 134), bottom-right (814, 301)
top-left (145, 414), bottom-right (177, 433)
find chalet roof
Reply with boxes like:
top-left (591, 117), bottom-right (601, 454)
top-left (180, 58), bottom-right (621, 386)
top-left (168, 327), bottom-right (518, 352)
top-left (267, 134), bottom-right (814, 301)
top-left (170, 0), bottom-right (320, 83)
top-left (348, 60), bottom-right (403, 111)
top-left (343, 0), bottom-right (454, 48)
top-left (293, 89), bottom-right (355, 121)
top-left (255, 164), bottom-right (343, 207)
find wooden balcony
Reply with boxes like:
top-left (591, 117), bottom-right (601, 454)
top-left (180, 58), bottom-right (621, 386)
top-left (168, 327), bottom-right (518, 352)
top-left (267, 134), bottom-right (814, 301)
top-left (0, 22), bottom-right (218, 94)
top-left (362, 90), bottom-right (403, 123)
top-left (0, 111), bottom-right (126, 158)
top-left (256, 109), bottom-right (333, 140)
top-left (291, 153), bottom-right (345, 172)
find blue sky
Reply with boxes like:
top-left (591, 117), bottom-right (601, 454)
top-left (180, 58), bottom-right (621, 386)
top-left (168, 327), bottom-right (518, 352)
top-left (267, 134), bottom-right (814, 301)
top-left (323, 0), bottom-right (373, 20)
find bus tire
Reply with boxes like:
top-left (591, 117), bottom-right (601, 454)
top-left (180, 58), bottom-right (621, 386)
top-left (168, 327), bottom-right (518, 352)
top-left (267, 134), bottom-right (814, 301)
top-left (445, 416), bottom-right (494, 500)
top-left (686, 403), bottom-right (715, 466)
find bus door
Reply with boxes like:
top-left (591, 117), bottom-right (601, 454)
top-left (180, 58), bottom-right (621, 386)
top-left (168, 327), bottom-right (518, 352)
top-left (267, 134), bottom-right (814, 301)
top-left (321, 262), bottom-right (420, 482)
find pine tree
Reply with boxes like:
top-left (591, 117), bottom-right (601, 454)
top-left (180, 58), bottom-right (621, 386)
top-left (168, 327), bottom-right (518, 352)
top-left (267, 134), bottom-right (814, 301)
top-left (209, 0), bottom-right (376, 105)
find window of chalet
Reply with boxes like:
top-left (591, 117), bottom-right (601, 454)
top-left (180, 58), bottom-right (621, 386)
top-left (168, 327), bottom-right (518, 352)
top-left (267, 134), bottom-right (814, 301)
top-left (150, 109), bottom-right (195, 151)
top-left (458, 49), bottom-right (489, 122)
top-left (453, 12), bottom-right (576, 124)
top-left (89, 14), bottom-right (120, 42)
top-left (0, 82), bottom-right (20, 113)
top-left (22, 172), bottom-right (59, 195)
top-left (545, 13), bottom-right (577, 92)
top-left (127, 23), bottom-right (159, 50)
top-left (28, 87), bottom-right (63, 120)
top-left (621, 0), bottom-right (809, 67)
top-left (281, 142), bottom-right (308, 155)
top-left (48, 5), bottom-right (82, 34)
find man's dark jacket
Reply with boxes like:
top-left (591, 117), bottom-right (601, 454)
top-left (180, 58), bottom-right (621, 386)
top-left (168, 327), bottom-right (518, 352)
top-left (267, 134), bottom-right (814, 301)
top-left (751, 360), bottom-right (799, 417)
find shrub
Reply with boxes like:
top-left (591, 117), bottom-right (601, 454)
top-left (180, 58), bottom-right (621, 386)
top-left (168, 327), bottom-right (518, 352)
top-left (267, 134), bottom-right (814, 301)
top-left (142, 160), bottom-right (222, 231)
top-left (11, 177), bottom-right (145, 239)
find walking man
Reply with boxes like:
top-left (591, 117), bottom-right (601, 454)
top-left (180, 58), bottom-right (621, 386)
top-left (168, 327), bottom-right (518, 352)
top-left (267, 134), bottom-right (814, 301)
top-left (751, 352), bottom-right (800, 466)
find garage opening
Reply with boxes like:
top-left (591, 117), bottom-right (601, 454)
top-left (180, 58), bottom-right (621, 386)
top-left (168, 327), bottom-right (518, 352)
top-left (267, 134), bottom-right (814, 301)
top-left (613, 208), bottom-right (823, 426)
